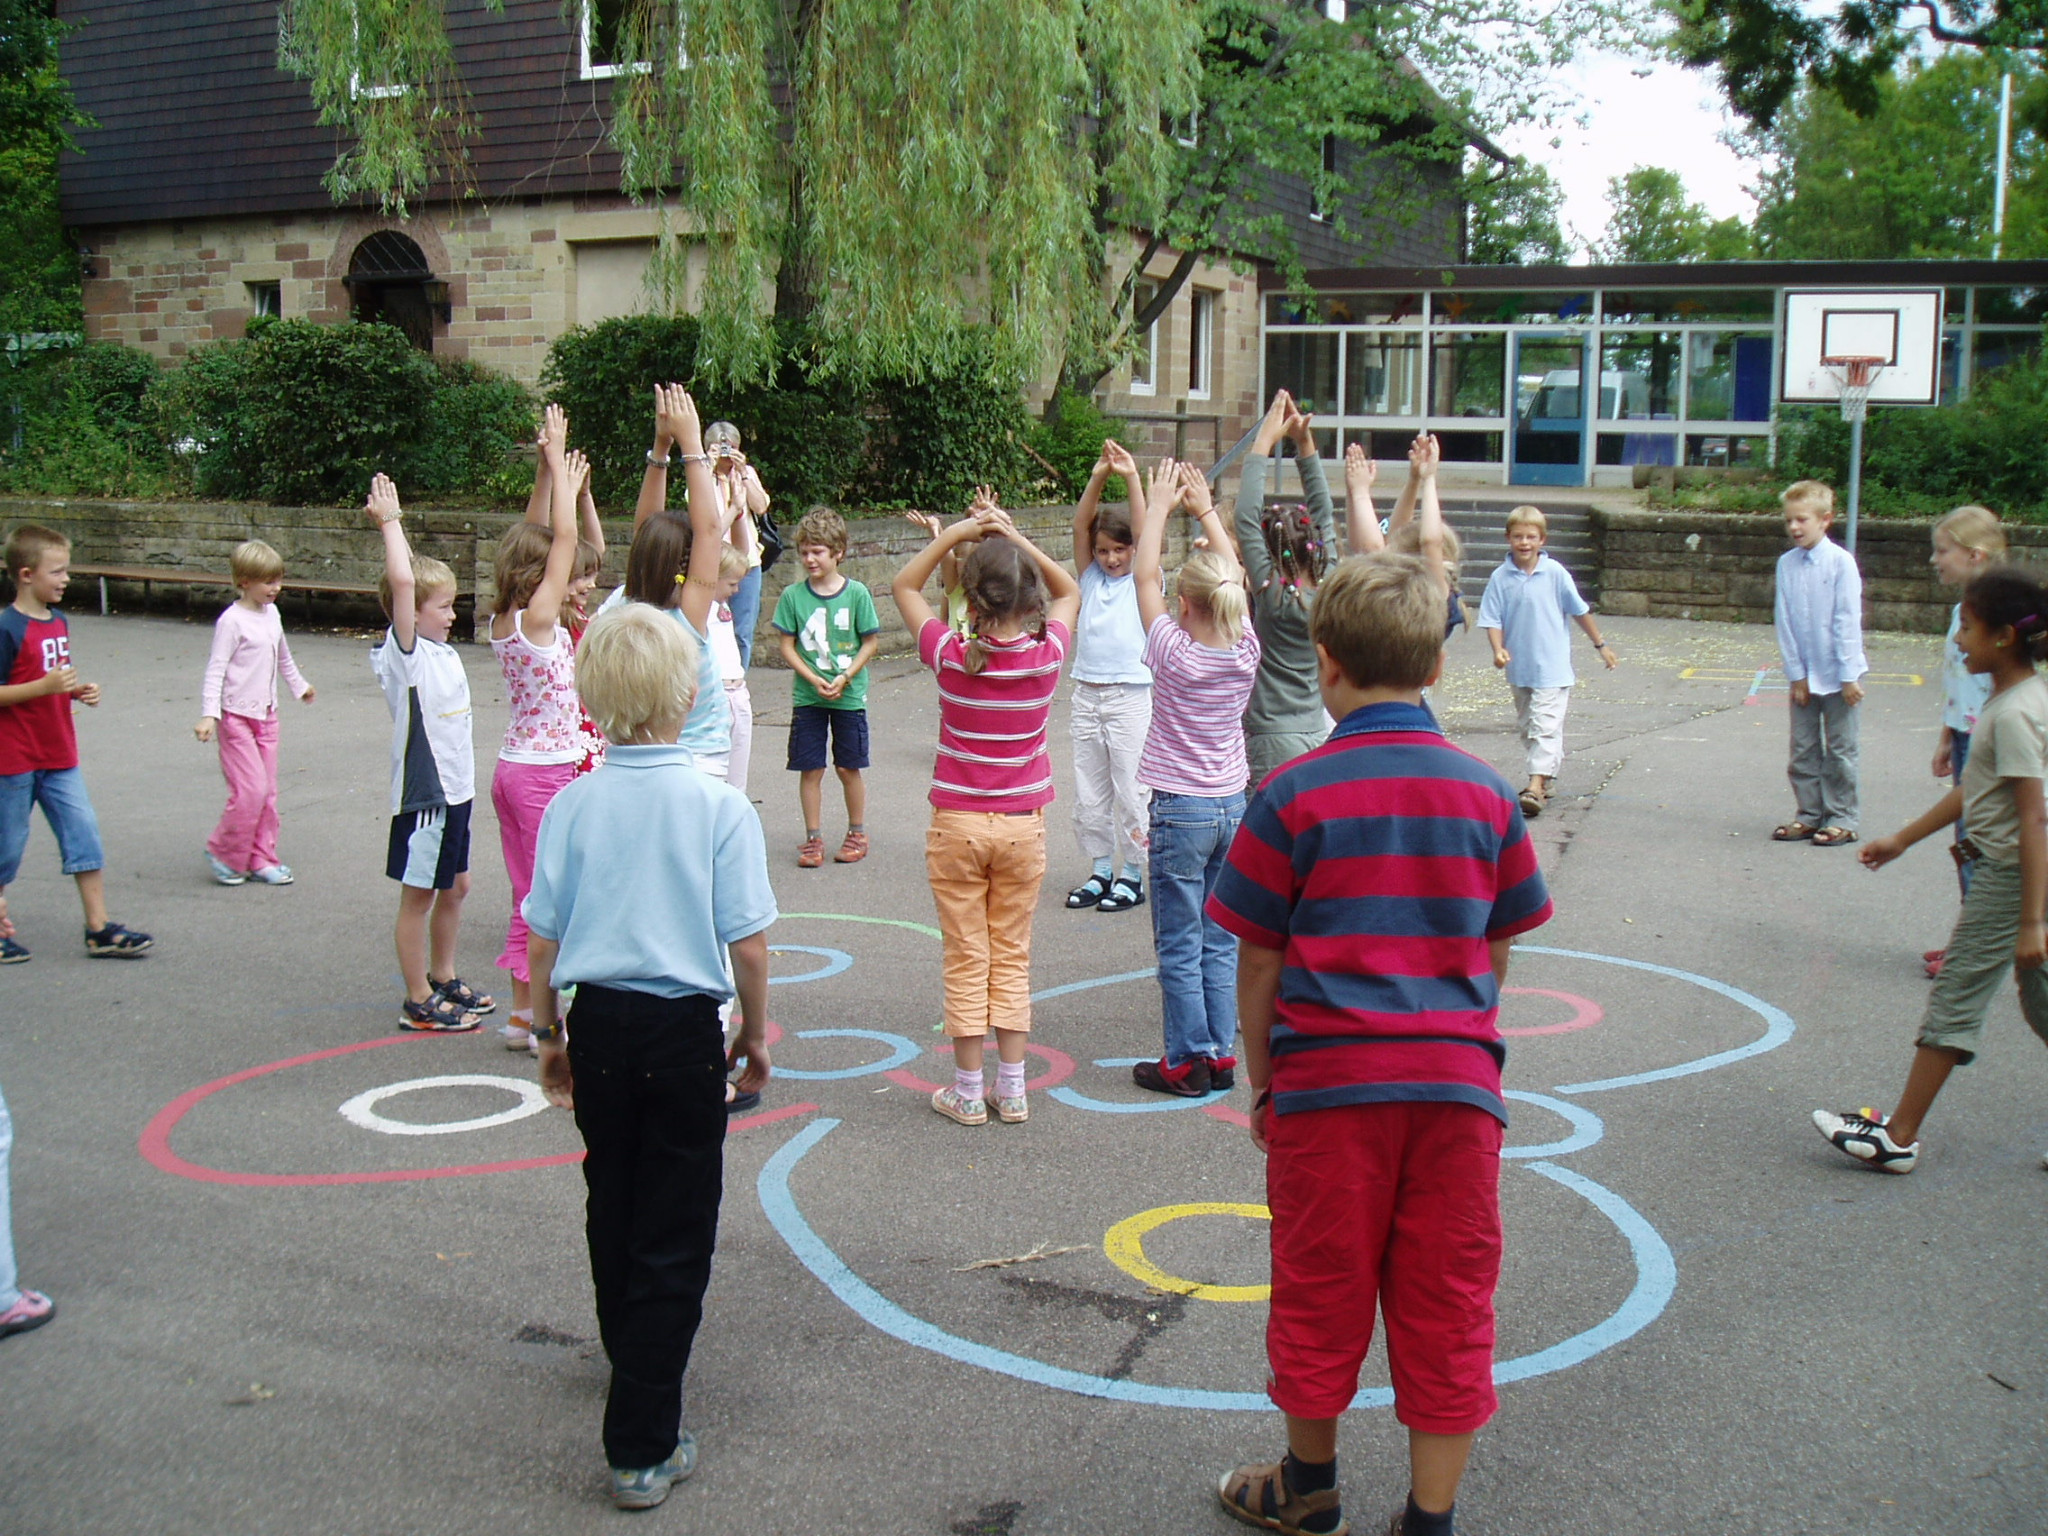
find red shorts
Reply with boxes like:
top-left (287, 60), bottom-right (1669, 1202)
top-left (1265, 1100), bottom-right (1503, 1432)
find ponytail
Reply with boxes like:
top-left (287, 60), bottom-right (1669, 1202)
top-left (959, 538), bottom-right (1044, 673)
top-left (1179, 549), bottom-right (1248, 644)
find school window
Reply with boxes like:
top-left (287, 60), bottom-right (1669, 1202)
top-left (582, 0), bottom-right (653, 79)
top-left (1130, 279), bottom-right (1159, 395)
top-left (245, 281), bottom-right (282, 319)
top-left (1172, 111), bottom-right (1199, 148)
top-left (1188, 289), bottom-right (1215, 399)
top-left (1323, 1), bottom-right (1349, 18)
top-left (348, 3), bottom-right (408, 100)
top-left (1310, 135), bottom-right (1337, 222)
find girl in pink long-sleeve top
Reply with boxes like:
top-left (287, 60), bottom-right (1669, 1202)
top-left (193, 540), bottom-right (314, 885)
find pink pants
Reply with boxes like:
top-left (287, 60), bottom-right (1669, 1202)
top-left (207, 712), bottom-right (280, 874)
top-left (492, 758), bottom-right (579, 982)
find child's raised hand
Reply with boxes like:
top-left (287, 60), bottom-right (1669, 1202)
top-left (905, 510), bottom-right (943, 539)
top-left (1176, 460), bottom-right (1214, 518)
top-left (1859, 834), bottom-right (1904, 870)
top-left (365, 472), bottom-right (402, 525)
top-left (565, 449), bottom-right (591, 498)
top-left (1144, 458), bottom-right (1181, 517)
top-left (1285, 401), bottom-right (1317, 454)
top-left (194, 717), bottom-right (216, 744)
top-left (539, 401), bottom-right (567, 463)
top-left (975, 506), bottom-right (1021, 542)
top-left (1344, 441), bottom-right (1376, 487)
top-left (1103, 439), bottom-right (1140, 480)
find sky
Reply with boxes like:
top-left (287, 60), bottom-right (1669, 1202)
top-left (1496, 48), bottom-right (1763, 256)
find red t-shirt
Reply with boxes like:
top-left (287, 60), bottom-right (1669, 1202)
top-left (0, 606), bottom-right (79, 774)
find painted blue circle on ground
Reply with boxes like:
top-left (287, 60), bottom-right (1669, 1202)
top-left (774, 1028), bottom-right (922, 1081)
top-left (1047, 1058), bottom-right (1231, 1113)
top-left (1501, 1090), bottom-right (1605, 1158)
top-left (768, 945), bottom-right (854, 986)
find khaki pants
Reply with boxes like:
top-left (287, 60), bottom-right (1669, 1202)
top-left (1512, 685), bottom-right (1571, 781)
top-left (927, 810), bottom-right (1047, 1037)
top-left (1918, 857), bottom-right (2048, 1065)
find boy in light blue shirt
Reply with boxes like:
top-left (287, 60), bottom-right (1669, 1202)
top-left (1771, 480), bottom-right (1868, 847)
top-left (524, 604), bottom-right (776, 1513)
top-left (1478, 505), bottom-right (1615, 818)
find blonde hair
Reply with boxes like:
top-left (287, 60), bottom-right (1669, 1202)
top-left (576, 603), bottom-right (700, 744)
top-left (795, 506), bottom-right (849, 556)
top-left (5, 524), bottom-right (69, 584)
top-left (1782, 480), bottom-right (1836, 519)
top-left (1388, 519), bottom-right (1463, 593)
top-left (705, 420), bottom-right (742, 450)
top-left (378, 556), bottom-right (457, 618)
top-left (230, 540), bottom-right (284, 585)
top-left (1937, 504), bottom-right (2006, 560)
top-left (1311, 553), bottom-right (1444, 691)
top-left (1505, 505), bottom-right (1547, 535)
top-left (1178, 549), bottom-right (1248, 644)
top-left (717, 542), bottom-right (749, 580)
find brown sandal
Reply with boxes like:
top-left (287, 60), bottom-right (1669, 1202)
top-left (1810, 826), bottom-right (1859, 847)
top-left (1218, 1460), bottom-right (1348, 1536)
top-left (1772, 822), bottom-right (1818, 841)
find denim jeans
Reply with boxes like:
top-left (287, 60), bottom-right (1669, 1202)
top-left (729, 565), bottom-right (763, 668)
top-left (1148, 790), bottom-right (1246, 1065)
top-left (0, 766), bottom-right (104, 886)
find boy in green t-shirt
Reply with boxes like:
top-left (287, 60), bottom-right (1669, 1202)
top-left (773, 508), bottom-right (881, 868)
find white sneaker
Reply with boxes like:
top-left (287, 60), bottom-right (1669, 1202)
top-left (1813, 1107), bottom-right (1920, 1173)
top-left (248, 864), bottom-right (293, 885)
top-left (931, 1086), bottom-right (987, 1126)
top-left (206, 853), bottom-right (247, 886)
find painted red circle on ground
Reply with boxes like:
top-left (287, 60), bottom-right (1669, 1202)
top-left (138, 1035), bottom-right (814, 1187)
top-left (882, 1040), bottom-right (1077, 1094)
top-left (1498, 987), bottom-right (1605, 1036)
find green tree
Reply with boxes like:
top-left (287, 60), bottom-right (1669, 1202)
top-left (1593, 165), bottom-right (1745, 262)
top-left (1748, 51), bottom-right (2045, 258)
top-left (0, 0), bottom-right (90, 336)
top-left (278, 0), bottom-right (1627, 388)
top-left (1464, 156), bottom-right (1573, 263)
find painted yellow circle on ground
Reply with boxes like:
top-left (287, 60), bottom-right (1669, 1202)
top-left (1102, 1202), bottom-right (1272, 1303)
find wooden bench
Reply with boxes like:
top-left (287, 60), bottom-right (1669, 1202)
top-left (68, 564), bottom-right (467, 627)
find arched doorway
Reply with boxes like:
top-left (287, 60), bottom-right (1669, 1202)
top-left (344, 231), bottom-right (442, 351)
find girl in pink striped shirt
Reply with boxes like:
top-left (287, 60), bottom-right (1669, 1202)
top-left (893, 505), bottom-right (1080, 1128)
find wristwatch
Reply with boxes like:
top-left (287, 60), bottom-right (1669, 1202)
top-left (531, 1019), bottom-right (565, 1044)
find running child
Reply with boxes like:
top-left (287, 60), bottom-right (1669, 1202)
top-left (193, 539), bottom-right (315, 885)
top-left (366, 475), bottom-right (492, 1031)
top-left (1772, 480), bottom-right (1867, 848)
top-left (0, 524), bottom-right (151, 963)
top-left (598, 384), bottom-right (732, 781)
top-left (1128, 459), bottom-right (1260, 1098)
top-left (891, 505), bottom-right (1081, 1127)
top-left (1209, 551), bottom-right (1552, 1536)
top-left (487, 404), bottom-right (583, 1050)
top-left (524, 603), bottom-right (775, 1510)
top-left (1924, 505), bottom-right (2006, 977)
top-left (1477, 505), bottom-right (1615, 819)
top-left (773, 507), bottom-right (880, 867)
top-left (1065, 438), bottom-right (1153, 914)
top-left (1815, 567), bottom-right (2048, 1175)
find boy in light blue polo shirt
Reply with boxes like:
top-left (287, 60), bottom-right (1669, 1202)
top-left (522, 604), bottom-right (776, 1513)
top-left (1478, 505), bottom-right (1615, 818)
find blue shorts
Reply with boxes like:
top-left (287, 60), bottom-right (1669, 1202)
top-left (0, 767), bottom-right (105, 886)
top-left (787, 705), bottom-right (870, 772)
top-left (385, 801), bottom-right (473, 890)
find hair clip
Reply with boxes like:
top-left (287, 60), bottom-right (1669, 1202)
top-left (2022, 613), bottom-right (2042, 630)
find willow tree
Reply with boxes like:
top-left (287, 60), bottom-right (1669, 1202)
top-left (277, 0), bottom-right (1624, 389)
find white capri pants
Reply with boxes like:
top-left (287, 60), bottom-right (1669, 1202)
top-left (1513, 685), bottom-right (1571, 781)
top-left (1069, 680), bottom-right (1151, 875)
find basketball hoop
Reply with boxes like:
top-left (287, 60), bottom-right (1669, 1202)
top-left (1822, 354), bottom-right (1886, 424)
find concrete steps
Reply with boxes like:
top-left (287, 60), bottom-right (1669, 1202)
top-left (1260, 494), bottom-right (1602, 607)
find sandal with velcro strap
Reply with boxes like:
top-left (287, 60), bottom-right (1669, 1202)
top-left (1065, 873), bottom-right (1113, 909)
top-left (1098, 877), bottom-right (1145, 913)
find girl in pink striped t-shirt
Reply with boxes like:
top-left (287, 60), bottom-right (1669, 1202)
top-left (893, 505), bottom-right (1080, 1128)
top-left (1129, 460), bottom-right (1262, 1098)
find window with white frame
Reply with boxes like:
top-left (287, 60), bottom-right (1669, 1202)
top-left (1130, 279), bottom-right (1159, 395)
top-left (349, 4), bottom-right (407, 99)
top-left (583, 0), bottom-right (653, 78)
top-left (1188, 289), bottom-right (1215, 398)
top-left (246, 281), bottom-right (282, 319)
top-left (1309, 135), bottom-right (1337, 222)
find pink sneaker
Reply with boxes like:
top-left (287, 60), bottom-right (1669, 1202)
top-left (0, 1289), bottom-right (55, 1340)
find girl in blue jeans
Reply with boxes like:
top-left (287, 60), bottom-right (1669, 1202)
top-left (1129, 459), bottom-right (1263, 1096)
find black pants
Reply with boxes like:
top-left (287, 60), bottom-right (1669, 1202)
top-left (567, 984), bottom-right (728, 1470)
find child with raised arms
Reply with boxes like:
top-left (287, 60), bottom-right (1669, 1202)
top-left (1065, 438), bottom-right (1153, 914)
top-left (523, 603), bottom-right (775, 1510)
top-left (1817, 567), bottom-right (2048, 1173)
top-left (892, 504), bottom-right (1080, 1127)
top-left (194, 539), bottom-right (315, 885)
top-left (1127, 459), bottom-right (1261, 1098)
top-left (1923, 505), bottom-right (2006, 977)
top-left (0, 524), bottom-right (151, 962)
top-left (774, 507), bottom-right (880, 866)
top-left (487, 404), bottom-right (584, 1050)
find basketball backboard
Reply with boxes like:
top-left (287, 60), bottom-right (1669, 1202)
top-left (1780, 289), bottom-right (1943, 406)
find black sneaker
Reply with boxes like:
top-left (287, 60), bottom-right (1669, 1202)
top-left (84, 923), bottom-right (152, 958)
top-left (0, 936), bottom-right (28, 965)
top-left (1133, 1056), bottom-right (1213, 1097)
top-left (1210, 1055), bottom-right (1237, 1091)
top-left (1812, 1107), bottom-right (1919, 1173)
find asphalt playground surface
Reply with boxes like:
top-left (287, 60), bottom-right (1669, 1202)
top-left (1, 606), bottom-right (2044, 1536)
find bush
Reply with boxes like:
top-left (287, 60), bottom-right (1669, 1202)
top-left (0, 342), bottom-right (178, 498)
top-left (1023, 390), bottom-right (1127, 502)
top-left (409, 359), bottom-right (539, 500)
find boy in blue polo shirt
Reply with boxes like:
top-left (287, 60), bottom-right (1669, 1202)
top-left (1210, 551), bottom-right (1552, 1536)
top-left (1478, 505), bottom-right (1615, 818)
top-left (523, 603), bottom-right (777, 1512)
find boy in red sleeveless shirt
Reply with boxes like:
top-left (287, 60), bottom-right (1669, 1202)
top-left (0, 526), bottom-right (151, 962)
top-left (1209, 552), bottom-right (1551, 1536)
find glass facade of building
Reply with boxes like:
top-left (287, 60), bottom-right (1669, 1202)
top-left (1261, 282), bottom-right (2045, 487)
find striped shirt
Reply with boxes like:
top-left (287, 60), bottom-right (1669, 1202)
top-left (1138, 614), bottom-right (1261, 796)
top-left (919, 617), bottom-right (1070, 812)
top-left (1207, 702), bottom-right (1552, 1124)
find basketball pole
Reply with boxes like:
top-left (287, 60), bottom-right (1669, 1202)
top-left (1846, 412), bottom-right (1863, 553)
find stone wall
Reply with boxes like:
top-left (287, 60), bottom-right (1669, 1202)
top-left (1592, 508), bottom-right (2048, 634)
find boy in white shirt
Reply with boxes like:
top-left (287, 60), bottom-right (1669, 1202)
top-left (1772, 480), bottom-right (1868, 848)
top-left (367, 474), bottom-right (494, 1031)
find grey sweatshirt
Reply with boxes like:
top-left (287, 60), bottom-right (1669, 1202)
top-left (1236, 450), bottom-right (1338, 740)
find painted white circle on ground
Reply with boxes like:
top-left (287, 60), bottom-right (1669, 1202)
top-left (338, 1075), bottom-right (549, 1137)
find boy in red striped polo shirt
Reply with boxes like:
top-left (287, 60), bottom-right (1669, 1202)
top-left (1209, 552), bottom-right (1552, 1536)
